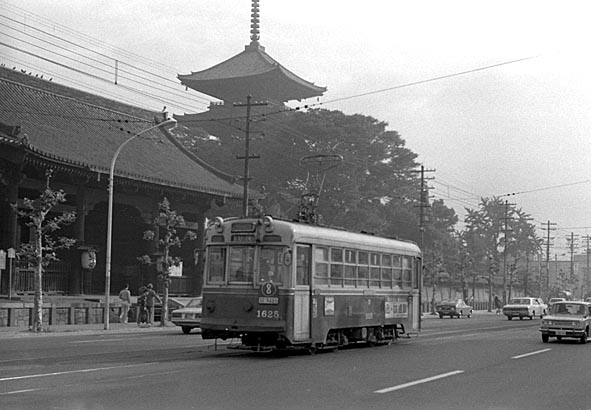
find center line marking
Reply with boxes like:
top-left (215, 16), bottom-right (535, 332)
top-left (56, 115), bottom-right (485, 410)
top-left (512, 348), bottom-right (551, 359)
top-left (374, 370), bottom-right (464, 394)
top-left (0, 362), bottom-right (157, 382)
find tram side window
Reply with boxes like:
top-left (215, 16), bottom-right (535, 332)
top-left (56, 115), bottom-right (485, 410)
top-left (229, 246), bottom-right (255, 283)
top-left (207, 246), bottom-right (226, 283)
top-left (392, 255), bottom-right (402, 289)
top-left (344, 249), bottom-right (357, 287)
top-left (358, 251), bottom-right (369, 288)
top-left (370, 252), bottom-right (381, 287)
top-left (330, 248), bottom-right (343, 287)
top-left (402, 256), bottom-right (412, 288)
top-left (381, 254), bottom-right (393, 289)
top-left (296, 245), bottom-right (310, 286)
top-left (314, 246), bottom-right (329, 285)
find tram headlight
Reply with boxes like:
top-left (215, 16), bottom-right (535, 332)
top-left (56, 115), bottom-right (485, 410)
top-left (212, 216), bottom-right (224, 233)
top-left (262, 215), bottom-right (274, 232)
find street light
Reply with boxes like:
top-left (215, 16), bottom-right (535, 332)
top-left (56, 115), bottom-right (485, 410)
top-left (104, 118), bottom-right (176, 329)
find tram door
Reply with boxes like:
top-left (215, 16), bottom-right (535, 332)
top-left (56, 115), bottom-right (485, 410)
top-left (293, 245), bottom-right (311, 341)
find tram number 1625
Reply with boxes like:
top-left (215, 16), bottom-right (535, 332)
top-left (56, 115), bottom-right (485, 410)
top-left (257, 310), bottom-right (280, 319)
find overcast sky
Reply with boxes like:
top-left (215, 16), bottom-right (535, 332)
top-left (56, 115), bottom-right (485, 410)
top-left (3, 0), bottom-right (591, 254)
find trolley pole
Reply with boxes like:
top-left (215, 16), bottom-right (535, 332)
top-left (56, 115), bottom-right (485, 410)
top-left (234, 96), bottom-right (267, 217)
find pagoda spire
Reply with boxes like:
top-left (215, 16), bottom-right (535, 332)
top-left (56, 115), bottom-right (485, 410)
top-left (250, 0), bottom-right (260, 45)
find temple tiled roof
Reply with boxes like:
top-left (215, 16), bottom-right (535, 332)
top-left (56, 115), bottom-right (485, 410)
top-left (0, 67), bottom-right (247, 199)
top-left (178, 43), bottom-right (326, 102)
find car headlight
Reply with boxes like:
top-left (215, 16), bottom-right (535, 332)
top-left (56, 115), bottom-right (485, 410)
top-left (542, 320), bottom-right (551, 326)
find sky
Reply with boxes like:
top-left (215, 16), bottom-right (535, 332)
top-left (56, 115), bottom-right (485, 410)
top-left (2, 0), bottom-right (591, 255)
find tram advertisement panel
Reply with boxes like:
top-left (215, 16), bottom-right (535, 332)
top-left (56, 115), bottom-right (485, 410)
top-left (385, 296), bottom-right (409, 319)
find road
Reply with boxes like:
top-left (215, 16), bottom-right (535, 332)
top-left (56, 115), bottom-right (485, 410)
top-left (1, 314), bottom-right (589, 410)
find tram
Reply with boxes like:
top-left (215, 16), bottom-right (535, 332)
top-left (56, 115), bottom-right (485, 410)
top-left (200, 216), bottom-right (422, 351)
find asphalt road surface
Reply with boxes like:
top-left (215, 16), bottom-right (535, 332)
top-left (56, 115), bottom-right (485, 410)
top-left (1, 313), bottom-right (589, 410)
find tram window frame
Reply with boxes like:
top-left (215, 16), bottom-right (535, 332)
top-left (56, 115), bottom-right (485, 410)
top-left (314, 246), bottom-right (329, 285)
top-left (228, 246), bottom-right (255, 283)
top-left (381, 254), bottom-right (393, 289)
top-left (344, 249), bottom-right (357, 287)
top-left (296, 245), bottom-right (311, 286)
top-left (258, 246), bottom-right (288, 286)
top-left (401, 256), bottom-right (412, 288)
top-left (357, 251), bottom-right (369, 288)
top-left (392, 255), bottom-right (402, 289)
top-left (370, 252), bottom-right (381, 287)
top-left (206, 246), bottom-right (226, 283)
top-left (330, 248), bottom-right (344, 287)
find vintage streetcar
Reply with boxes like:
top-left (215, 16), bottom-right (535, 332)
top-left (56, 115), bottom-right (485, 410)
top-left (200, 216), bottom-right (422, 352)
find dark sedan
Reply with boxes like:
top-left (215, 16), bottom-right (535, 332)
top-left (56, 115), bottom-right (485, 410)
top-left (435, 299), bottom-right (473, 318)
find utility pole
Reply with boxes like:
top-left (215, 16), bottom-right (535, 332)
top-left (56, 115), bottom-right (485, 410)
top-left (500, 200), bottom-right (515, 304)
top-left (412, 165), bottom-right (435, 315)
top-left (566, 232), bottom-right (579, 295)
top-left (234, 95), bottom-right (267, 217)
top-left (414, 165), bottom-right (435, 249)
top-left (583, 235), bottom-right (591, 298)
top-left (541, 220), bottom-right (556, 295)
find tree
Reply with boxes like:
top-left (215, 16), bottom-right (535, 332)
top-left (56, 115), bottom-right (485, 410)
top-left (138, 198), bottom-right (196, 326)
top-left (11, 170), bottom-right (76, 332)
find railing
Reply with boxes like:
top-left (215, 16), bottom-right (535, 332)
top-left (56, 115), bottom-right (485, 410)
top-left (13, 260), bottom-right (71, 294)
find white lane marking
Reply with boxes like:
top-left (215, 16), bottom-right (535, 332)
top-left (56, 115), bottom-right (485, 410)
top-left (374, 370), bottom-right (464, 394)
top-left (512, 348), bottom-right (551, 359)
top-left (0, 388), bottom-right (44, 395)
top-left (0, 362), bottom-right (157, 382)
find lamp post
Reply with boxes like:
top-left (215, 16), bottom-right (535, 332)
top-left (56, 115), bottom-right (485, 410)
top-left (104, 118), bottom-right (176, 329)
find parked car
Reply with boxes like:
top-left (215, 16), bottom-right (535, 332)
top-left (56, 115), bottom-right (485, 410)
top-left (548, 297), bottom-right (566, 308)
top-left (540, 301), bottom-right (591, 344)
top-left (171, 297), bottom-right (203, 334)
top-left (502, 297), bottom-right (547, 320)
top-left (435, 299), bottom-right (473, 318)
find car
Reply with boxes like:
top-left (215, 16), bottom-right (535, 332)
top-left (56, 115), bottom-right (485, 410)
top-left (548, 297), bottom-right (566, 308)
top-left (171, 297), bottom-right (203, 334)
top-left (540, 301), bottom-right (591, 344)
top-left (502, 297), bottom-right (547, 320)
top-left (435, 299), bottom-right (473, 318)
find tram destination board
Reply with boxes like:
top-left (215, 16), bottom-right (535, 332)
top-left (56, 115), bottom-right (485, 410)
top-left (258, 296), bottom-right (279, 305)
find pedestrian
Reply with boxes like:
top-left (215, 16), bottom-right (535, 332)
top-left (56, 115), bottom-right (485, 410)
top-left (144, 283), bottom-right (161, 326)
top-left (494, 294), bottom-right (502, 315)
top-left (118, 284), bottom-right (131, 324)
top-left (137, 286), bottom-right (148, 326)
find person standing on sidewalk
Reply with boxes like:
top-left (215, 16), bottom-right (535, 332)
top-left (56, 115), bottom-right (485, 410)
top-left (494, 294), bottom-right (502, 315)
top-left (144, 283), bottom-right (161, 326)
top-left (137, 286), bottom-right (148, 326)
top-left (118, 284), bottom-right (131, 324)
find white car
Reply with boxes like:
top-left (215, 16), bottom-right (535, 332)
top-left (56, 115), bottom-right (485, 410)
top-left (171, 297), bottom-right (202, 334)
top-left (540, 301), bottom-right (591, 343)
top-left (502, 297), bottom-right (547, 320)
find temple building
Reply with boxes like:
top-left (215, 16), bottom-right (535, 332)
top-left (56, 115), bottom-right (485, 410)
top-left (0, 67), bottom-right (249, 298)
top-left (175, 0), bottom-right (327, 137)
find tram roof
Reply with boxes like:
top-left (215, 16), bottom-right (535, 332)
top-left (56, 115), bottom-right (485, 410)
top-left (273, 219), bottom-right (421, 255)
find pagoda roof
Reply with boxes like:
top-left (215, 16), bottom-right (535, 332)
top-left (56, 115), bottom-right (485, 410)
top-left (0, 67), bottom-right (248, 199)
top-left (178, 43), bottom-right (326, 102)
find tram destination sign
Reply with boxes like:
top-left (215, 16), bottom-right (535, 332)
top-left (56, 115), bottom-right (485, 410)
top-left (258, 296), bottom-right (279, 305)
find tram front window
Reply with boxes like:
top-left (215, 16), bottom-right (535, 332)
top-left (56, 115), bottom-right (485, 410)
top-left (259, 246), bottom-right (288, 285)
top-left (229, 246), bottom-right (254, 283)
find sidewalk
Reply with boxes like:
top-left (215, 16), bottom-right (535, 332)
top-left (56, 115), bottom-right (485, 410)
top-left (0, 321), bottom-right (178, 339)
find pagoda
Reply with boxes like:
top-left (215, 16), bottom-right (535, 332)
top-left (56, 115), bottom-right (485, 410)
top-left (175, 0), bottom-right (326, 136)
